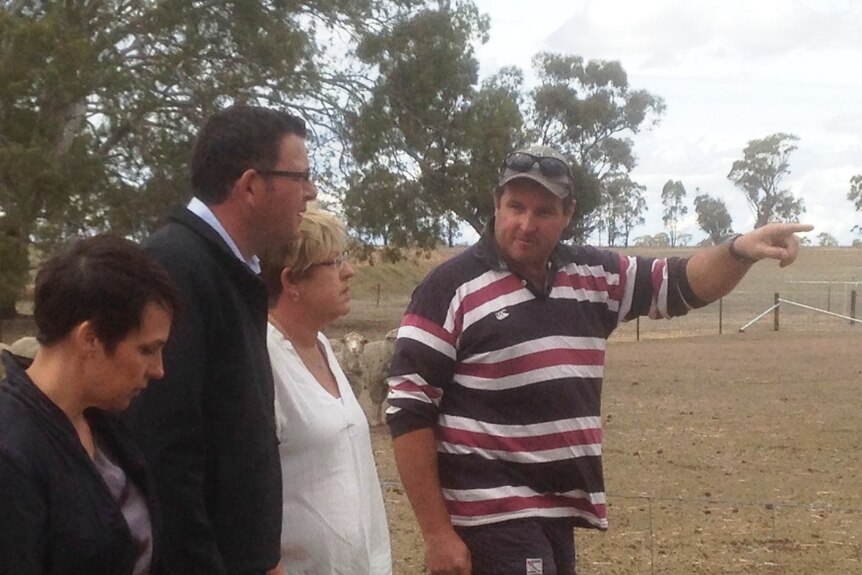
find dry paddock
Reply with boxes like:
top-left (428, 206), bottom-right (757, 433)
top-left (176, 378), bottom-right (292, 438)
top-left (369, 328), bottom-right (862, 574)
top-left (5, 295), bottom-right (860, 573)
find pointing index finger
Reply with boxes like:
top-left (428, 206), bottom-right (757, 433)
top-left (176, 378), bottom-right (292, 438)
top-left (786, 223), bottom-right (814, 233)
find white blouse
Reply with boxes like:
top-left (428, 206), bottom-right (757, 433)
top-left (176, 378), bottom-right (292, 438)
top-left (267, 323), bottom-right (392, 575)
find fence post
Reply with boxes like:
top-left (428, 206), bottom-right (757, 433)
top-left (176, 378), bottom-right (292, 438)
top-left (376, 283), bottom-right (381, 308)
top-left (851, 290), bottom-right (857, 327)
top-left (719, 298), bottom-right (723, 335)
top-left (636, 316), bottom-right (640, 341)
top-left (648, 497), bottom-right (655, 575)
top-left (773, 293), bottom-right (780, 331)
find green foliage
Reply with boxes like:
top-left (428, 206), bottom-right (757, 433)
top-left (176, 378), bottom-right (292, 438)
top-left (1, 0), bottom-right (666, 307)
top-left (0, 228), bottom-right (28, 318)
top-left (816, 232), bottom-right (838, 247)
top-left (0, 0), bottom-right (420, 309)
top-left (693, 192), bottom-right (734, 245)
top-left (530, 53), bottom-right (664, 178)
top-left (345, 15), bottom-right (662, 249)
top-left (850, 173), bottom-right (862, 242)
top-left (455, 68), bottom-right (526, 232)
top-left (675, 232), bottom-right (692, 247)
top-left (342, 167), bottom-right (440, 248)
top-left (633, 232), bottom-right (670, 247)
top-left (529, 53), bottom-right (663, 237)
top-left (848, 174), bottom-right (862, 216)
top-left (660, 179), bottom-right (688, 247)
top-left (345, 2), bottom-right (499, 246)
top-left (727, 133), bottom-right (805, 227)
top-left (596, 174), bottom-right (646, 246)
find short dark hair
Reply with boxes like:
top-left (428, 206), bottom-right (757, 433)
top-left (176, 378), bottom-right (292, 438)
top-left (191, 105), bottom-right (308, 204)
top-left (33, 234), bottom-right (180, 353)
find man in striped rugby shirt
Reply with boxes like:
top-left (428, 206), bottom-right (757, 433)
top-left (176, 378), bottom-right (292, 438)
top-left (386, 144), bottom-right (812, 575)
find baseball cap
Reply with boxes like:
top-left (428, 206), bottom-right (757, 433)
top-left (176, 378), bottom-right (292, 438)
top-left (497, 145), bottom-right (574, 199)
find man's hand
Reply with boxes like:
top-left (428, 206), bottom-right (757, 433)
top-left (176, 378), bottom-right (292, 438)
top-left (424, 529), bottom-right (472, 575)
top-left (733, 223), bottom-right (814, 268)
top-left (687, 222), bottom-right (813, 302)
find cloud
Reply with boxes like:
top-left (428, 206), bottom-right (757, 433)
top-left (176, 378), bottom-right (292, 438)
top-left (475, 0), bottom-right (862, 245)
top-left (548, 0), bottom-right (862, 69)
top-left (824, 113), bottom-right (862, 136)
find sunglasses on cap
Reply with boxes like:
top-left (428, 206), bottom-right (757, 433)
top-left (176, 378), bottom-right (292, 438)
top-left (502, 152), bottom-right (572, 180)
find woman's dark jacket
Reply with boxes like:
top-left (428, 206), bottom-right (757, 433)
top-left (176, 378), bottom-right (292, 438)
top-left (0, 352), bottom-right (161, 575)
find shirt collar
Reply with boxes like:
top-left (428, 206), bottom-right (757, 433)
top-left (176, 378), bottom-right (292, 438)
top-left (187, 197), bottom-right (261, 274)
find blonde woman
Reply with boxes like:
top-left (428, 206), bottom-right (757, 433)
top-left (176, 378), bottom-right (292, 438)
top-left (260, 211), bottom-right (392, 575)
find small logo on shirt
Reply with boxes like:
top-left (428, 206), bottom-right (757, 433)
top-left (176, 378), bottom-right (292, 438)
top-left (526, 558), bottom-right (543, 574)
top-left (495, 308), bottom-right (509, 320)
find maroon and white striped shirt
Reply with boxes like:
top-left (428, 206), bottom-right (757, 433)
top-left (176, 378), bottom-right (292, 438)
top-left (387, 226), bottom-right (704, 530)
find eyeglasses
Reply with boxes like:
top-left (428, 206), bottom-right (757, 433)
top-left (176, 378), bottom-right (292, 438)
top-left (502, 152), bottom-right (571, 180)
top-left (310, 251), bottom-right (350, 273)
top-left (258, 168), bottom-right (312, 181)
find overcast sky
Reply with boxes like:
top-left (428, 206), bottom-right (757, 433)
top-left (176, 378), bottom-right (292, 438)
top-left (471, 0), bottom-right (862, 245)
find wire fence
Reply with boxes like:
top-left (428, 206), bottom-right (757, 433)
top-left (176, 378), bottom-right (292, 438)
top-left (341, 280), bottom-right (862, 344)
top-left (613, 281), bottom-right (861, 342)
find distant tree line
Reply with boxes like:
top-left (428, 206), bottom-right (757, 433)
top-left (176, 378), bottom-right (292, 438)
top-left (641, 134), bottom-right (861, 250)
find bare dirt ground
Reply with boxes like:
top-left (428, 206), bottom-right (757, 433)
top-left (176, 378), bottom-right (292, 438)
top-left (5, 246), bottom-right (859, 574)
top-left (367, 329), bottom-right (862, 574)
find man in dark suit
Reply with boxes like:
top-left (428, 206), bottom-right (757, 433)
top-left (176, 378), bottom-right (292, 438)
top-left (125, 105), bottom-right (316, 575)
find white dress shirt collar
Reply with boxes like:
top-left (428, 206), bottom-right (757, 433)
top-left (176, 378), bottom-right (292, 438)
top-left (187, 197), bottom-right (261, 274)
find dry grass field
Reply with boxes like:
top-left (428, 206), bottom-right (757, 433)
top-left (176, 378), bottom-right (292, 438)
top-left (3, 244), bottom-right (861, 573)
top-left (366, 330), bottom-right (862, 574)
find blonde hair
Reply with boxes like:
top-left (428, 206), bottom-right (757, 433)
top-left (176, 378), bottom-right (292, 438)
top-left (260, 210), bottom-right (348, 305)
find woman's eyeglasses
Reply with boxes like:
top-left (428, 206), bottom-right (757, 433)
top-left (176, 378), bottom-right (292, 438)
top-left (502, 152), bottom-right (571, 180)
top-left (310, 251), bottom-right (350, 273)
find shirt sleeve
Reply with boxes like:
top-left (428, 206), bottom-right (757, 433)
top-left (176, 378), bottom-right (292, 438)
top-left (386, 270), bottom-right (460, 439)
top-left (614, 254), bottom-right (708, 324)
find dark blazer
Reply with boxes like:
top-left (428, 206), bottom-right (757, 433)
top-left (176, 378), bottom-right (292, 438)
top-left (123, 207), bottom-right (281, 575)
top-left (0, 352), bottom-right (161, 575)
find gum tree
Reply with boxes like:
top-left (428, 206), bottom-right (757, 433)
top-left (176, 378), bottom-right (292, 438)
top-left (849, 174), bottom-right (862, 238)
top-left (0, 0), bottom-right (422, 316)
top-left (727, 133), bottom-right (805, 228)
top-left (693, 191), bottom-right (734, 245)
top-left (660, 179), bottom-right (688, 247)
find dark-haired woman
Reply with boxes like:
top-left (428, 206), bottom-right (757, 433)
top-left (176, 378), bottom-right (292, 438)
top-left (0, 234), bottom-right (179, 575)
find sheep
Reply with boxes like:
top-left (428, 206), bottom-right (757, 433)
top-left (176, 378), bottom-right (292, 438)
top-left (10, 336), bottom-right (40, 360)
top-left (328, 329), bottom-right (398, 425)
top-left (0, 336), bottom-right (40, 380)
top-left (331, 331), bottom-right (368, 398)
top-left (363, 328), bottom-right (398, 426)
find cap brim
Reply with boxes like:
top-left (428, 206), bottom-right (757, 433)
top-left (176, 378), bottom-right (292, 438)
top-left (498, 172), bottom-right (570, 199)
